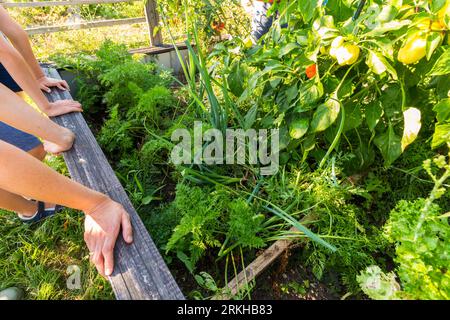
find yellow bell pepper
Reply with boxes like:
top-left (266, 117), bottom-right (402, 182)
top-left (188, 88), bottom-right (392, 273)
top-left (438, 2), bottom-right (450, 24)
top-left (397, 33), bottom-right (427, 65)
top-left (431, 20), bottom-right (445, 30)
top-left (330, 36), bottom-right (345, 58)
top-left (329, 36), bottom-right (360, 66)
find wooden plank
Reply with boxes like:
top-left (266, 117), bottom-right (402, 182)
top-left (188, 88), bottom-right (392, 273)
top-left (212, 233), bottom-right (294, 300)
top-left (42, 66), bottom-right (184, 300)
top-left (25, 17), bottom-right (146, 35)
top-left (128, 34), bottom-right (231, 55)
top-left (213, 213), bottom-right (317, 300)
top-left (129, 42), bottom-right (188, 55)
top-left (0, 0), bottom-right (138, 8)
top-left (144, 0), bottom-right (162, 46)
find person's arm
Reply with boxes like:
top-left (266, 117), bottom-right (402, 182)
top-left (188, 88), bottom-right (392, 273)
top-left (0, 140), bottom-right (133, 277)
top-left (0, 83), bottom-right (74, 152)
top-left (0, 85), bottom-right (132, 276)
top-left (0, 6), bottom-right (69, 92)
top-left (0, 35), bottom-right (82, 117)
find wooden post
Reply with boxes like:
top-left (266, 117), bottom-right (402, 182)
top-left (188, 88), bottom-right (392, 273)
top-left (144, 0), bottom-right (163, 46)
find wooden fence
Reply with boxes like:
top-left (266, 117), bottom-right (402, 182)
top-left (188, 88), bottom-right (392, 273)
top-left (0, 0), bottom-right (163, 46)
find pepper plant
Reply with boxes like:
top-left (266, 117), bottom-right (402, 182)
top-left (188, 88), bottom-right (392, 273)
top-left (213, 0), bottom-right (449, 171)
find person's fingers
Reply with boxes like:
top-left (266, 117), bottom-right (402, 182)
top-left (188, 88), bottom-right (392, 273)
top-left (66, 103), bottom-right (82, 110)
top-left (48, 107), bottom-right (82, 117)
top-left (41, 85), bottom-right (51, 93)
top-left (84, 231), bottom-right (95, 253)
top-left (68, 106), bottom-right (83, 113)
top-left (57, 101), bottom-right (82, 112)
top-left (56, 83), bottom-right (67, 91)
top-left (62, 80), bottom-right (70, 91)
top-left (71, 101), bottom-right (82, 109)
top-left (92, 244), bottom-right (105, 277)
top-left (121, 212), bottom-right (133, 244)
top-left (61, 100), bottom-right (82, 109)
top-left (102, 238), bottom-right (116, 276)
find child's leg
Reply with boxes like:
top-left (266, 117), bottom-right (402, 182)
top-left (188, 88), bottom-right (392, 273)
top-left (0, 186), bottom-right (59, 218)
top-left (0, 187), bottom-right (37, 217)
top-left (27, 144), bottom-right (46, 161)
top-left (251, 2), bottom-right (273, 41)
top-left (0, 121), bottom-right (46, 160)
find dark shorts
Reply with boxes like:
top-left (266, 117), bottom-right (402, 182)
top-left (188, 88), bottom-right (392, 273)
top-left (0, 63), bottom-right (42, 152)
top-left (0, 63), bottom-right (22, 93)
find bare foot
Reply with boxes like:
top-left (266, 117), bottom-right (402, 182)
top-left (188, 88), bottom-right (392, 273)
top-left (43, 140), bottom-right (66, 155)
top-left (43, 129), bottom-right (75, 155)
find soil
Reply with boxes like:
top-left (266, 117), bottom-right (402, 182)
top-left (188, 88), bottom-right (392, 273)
top-left (251, 248), bottom-right (340, 300)
top-left (169, 245), bottom-right (342, 300)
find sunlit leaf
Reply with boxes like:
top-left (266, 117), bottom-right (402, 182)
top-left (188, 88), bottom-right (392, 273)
top-left (432, 123), bottom-right (450, 148)
top-left (366, 50), bottom-right (398, 79)
top-left (433, 99), bottom-right (450, 123)
top-left (428, 48), bottom-right (450, 76)
top-left (401, 108), bottom-right (422, 151)
top-left (310, 99), bottom-right (341, 133)
top-left (426, 32), bottom-right (443, 61)
top-left (290, 117), bottom-right (309, 139)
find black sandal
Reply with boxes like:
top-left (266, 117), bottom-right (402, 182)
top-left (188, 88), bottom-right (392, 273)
top-left (19, 201), bottom-right (64, 224)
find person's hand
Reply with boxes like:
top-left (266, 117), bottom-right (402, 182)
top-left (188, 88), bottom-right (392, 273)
top-left (43, 128), bottom-right (75, 155)
top-left (44, 100), bottom-right (83, 117)
top-left (37, 76), bottom-right (70, 93)
top-left (84, 199), bottom-right (133, 277)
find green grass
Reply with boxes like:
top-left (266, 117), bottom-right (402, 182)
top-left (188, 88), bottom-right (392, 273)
top-left (6, 0), bottom-right (248, 61)
top-left (0, 155), bottom-right (113, 300)
top-left (7, 2), bottom-right (188, 61)
top-left (8, 2), bottom-right (144, 26)
top-left (31, 24), bottom-right (152, 60)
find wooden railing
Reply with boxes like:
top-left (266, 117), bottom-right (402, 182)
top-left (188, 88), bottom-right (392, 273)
top-left (0, 0), bottom-right (163, 46)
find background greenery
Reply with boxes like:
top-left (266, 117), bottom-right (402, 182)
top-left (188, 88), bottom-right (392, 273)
top-left (7, 0), bottom-right (249, 60)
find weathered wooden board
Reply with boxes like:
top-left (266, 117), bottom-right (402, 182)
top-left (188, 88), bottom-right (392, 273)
top-left (129, 42), bottom-right (189, 56)
top-left (213, 235), bottom-right (294, 300)
top-left (25, 17), bottom-right (147, 35)
top-left (213, 213), bottom-right (317, 300)
top-left (43, 66), bottom-right (184, 300)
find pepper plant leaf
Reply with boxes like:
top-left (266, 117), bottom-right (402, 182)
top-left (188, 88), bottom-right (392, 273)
top-left (374, 123), bottom-right (402, 166)
top-left (310, 98), bottom-right (341, 133)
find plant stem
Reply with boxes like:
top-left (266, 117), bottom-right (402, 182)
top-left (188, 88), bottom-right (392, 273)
top-left (319, 101), bottom-right (346, 169)
top-left (413, 167), bottom-right (450, 241)
top-left (319, 62), bottom-right (358, 169)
